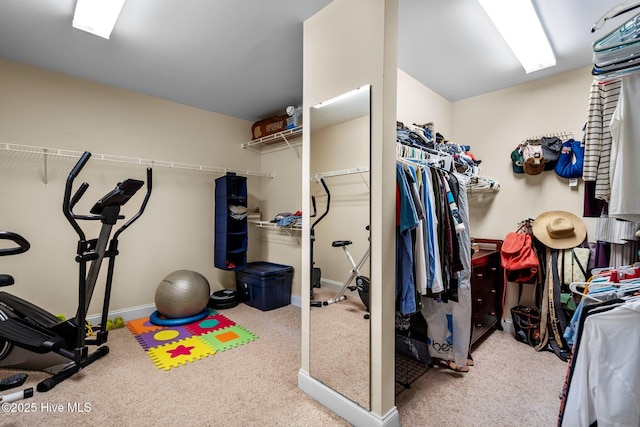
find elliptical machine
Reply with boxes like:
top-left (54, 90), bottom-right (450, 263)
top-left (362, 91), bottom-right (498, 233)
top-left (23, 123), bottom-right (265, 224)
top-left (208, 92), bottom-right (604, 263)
top-left (310, 178), bottom-right (330, 303)
top-left (0, 151), bottom-right (152, 392)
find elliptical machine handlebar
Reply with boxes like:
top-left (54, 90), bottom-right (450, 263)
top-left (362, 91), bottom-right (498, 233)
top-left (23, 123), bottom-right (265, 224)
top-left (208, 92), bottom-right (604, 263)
top-left (311, 178), bottom-right (330, 230)
top-left (63, 151), bottom-right (153, 241)
top-left (63, 152), bottom-right (94, 241)
top-left (0, 232), bottom-right (30, 257)
top-left (113, 167), bottom-right (152, 241)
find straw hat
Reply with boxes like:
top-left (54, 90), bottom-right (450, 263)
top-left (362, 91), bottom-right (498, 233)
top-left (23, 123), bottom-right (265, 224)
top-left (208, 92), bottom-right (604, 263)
top-left (532, 211), bottom-right (586, 249)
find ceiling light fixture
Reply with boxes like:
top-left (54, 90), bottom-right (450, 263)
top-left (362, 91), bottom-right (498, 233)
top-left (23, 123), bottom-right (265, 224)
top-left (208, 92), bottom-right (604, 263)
top-left (72, 0), bottom-right (126, 39)
top-left (478, 0), bottom-right (556, 73)
top-left (312, 86), bottom-right (367, 109)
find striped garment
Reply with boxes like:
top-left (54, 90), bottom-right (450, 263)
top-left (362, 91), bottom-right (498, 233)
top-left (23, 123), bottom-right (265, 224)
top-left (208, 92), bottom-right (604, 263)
top-left (583, 79), bottom-right (621, 202)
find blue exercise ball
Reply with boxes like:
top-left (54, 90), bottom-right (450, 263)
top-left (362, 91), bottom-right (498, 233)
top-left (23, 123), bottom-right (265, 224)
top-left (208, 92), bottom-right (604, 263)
top-left (155, 270), bottom-right (210, 318)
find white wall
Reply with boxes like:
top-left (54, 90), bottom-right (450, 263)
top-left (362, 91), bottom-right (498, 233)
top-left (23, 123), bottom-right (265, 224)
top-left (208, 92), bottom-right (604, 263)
top-left (311, 115), bottom-right (370, 284)
top-left (0, 58), bottom-right (260, 318)
top-left (397, 68), bottom-right (453, 137)
top-left (452, 66), bottom-right (596, 241)
top-left (255, 144), bottom-right (303, 298)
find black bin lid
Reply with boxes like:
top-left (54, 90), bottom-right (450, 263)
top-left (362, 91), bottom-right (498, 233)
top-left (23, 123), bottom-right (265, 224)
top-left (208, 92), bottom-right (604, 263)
top-left (237, 262), bottom-right (293, 277)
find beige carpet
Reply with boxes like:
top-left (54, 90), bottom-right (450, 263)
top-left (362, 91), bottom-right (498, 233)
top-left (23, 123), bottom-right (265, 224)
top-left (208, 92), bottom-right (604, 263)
top-left (310, 286), bottom-right (370, 409)
top-left (396, 330), bottom-right (568, 426)
top-left (0, 304), bottom-right (347, 427)
top-left (0, 302), bottom-right (567, 426)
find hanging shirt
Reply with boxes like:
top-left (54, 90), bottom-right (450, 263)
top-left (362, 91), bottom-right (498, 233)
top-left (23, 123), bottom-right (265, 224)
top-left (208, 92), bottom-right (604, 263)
top-left (561, 298), bottom-right (640, 427)
top-left (608, 73), bottom-right (640, 222)
top-left (396, 163), bottom-right (419, 233)
top-left (396, 162), bottom-right (418, 315)
top-left (583, 79), bottom-right (621, 202)
top-left (410, 166), bottom-right (428, 296)
top-left (423, 166), bottom-right (444, 294)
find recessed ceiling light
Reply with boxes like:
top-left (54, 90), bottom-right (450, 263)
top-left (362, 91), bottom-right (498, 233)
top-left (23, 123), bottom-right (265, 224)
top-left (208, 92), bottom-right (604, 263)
top-left (72, 0), bottom-right (126, 39)
top-left (479, 0), bottom-right (556, 73)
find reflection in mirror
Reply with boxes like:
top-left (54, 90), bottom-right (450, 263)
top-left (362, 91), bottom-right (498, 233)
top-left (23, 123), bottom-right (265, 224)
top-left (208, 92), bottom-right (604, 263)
top-left (309, 85), bottom-right (371, 410)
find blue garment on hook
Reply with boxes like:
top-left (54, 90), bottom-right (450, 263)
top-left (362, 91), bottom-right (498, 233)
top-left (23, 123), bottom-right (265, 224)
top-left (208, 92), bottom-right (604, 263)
top-left (555, 139), bottom-right (584, 179)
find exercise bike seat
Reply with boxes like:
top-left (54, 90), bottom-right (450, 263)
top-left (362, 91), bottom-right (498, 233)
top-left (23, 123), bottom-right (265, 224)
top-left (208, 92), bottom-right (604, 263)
top-left (332, 240), bottom-right (352, 247)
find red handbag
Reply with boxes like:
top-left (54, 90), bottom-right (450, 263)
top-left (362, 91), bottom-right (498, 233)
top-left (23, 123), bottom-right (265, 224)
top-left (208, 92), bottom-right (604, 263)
top-left (501, 231), bottom-right (539, 283)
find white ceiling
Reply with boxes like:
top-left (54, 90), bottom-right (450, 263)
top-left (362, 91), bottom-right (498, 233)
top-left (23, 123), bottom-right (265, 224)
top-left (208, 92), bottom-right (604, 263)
top-left (0, 0), bottom-right (633, 122)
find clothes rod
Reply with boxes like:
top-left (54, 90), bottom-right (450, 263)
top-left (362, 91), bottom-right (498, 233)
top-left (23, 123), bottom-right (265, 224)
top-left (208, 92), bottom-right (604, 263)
top-left (310, 167), bottom-right (369, 181)
top-left (0, 142), bottom-right (273, 179)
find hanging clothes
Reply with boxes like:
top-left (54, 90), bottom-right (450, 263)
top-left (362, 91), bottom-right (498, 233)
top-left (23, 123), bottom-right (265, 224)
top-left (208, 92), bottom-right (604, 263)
top-left (395, 123), bottom-right (473, 369)
top-left (583, 79), bottom-right (621, 202)
top-left (608, 73), bottom-right (640, 222)
top-left (584, 12), bottom-right (640, 251)
top-left (422, 167), bottom-right (444, 294)
top-left (559, 296), bottom-right (640, 426)
top-left (423, 173), bottom-right (472, 368)
top-left (396, 160), bottom-right (464, 305)
top-left (396, 162), bottom-right (419, 316)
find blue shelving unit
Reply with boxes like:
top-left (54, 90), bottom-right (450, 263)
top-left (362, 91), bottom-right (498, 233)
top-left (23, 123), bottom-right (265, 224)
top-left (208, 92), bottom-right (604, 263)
top-left (214, 172), bottom-right (248, 270)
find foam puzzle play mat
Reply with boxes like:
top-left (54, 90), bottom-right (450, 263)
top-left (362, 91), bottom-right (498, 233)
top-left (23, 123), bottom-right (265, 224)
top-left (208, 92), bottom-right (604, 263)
top-left (126, 309), bottom-right (257, 370)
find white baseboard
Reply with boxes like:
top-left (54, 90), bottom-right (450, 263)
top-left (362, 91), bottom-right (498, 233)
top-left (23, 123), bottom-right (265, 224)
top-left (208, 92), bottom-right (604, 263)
top-left (86, 303), bottom-right (156, 326)
top-left (291, 278), bottom-right (353, 309)
top-left (291, 294), bottom-right (301, 308)
top-left (298, 370), bottom-right (400, 427)
top-left (501, 318), bottom-right (515, 335)
top-left (320, 278), bottom-right (347, 291)
top-left (87, 294), bottom-right (305, 326)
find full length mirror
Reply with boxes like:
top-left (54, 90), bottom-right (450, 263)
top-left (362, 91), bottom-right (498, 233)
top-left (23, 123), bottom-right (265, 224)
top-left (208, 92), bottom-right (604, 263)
top-left (309, 85), bottom-right (371, 410)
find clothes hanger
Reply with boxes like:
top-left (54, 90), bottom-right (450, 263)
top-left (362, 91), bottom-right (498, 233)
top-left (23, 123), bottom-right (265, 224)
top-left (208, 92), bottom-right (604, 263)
top-left (593, 13), bottom-right (640, 54)
top-left (396, 140), bottom-right (454, 169)
top-left (569, 281), bottom-right (609, 302)
top-left (592, 13), bottom-right (640, 80)
top-left (593, 58), bottom-right (640, 79)
top-left (593, 62), bottom-right (640, 81)
top-left (591, 261), bottom-right (640, 275)
top-left (397, 154), bottom-right (443, 170)
top-left (592, 0), bottom-right (640, 32)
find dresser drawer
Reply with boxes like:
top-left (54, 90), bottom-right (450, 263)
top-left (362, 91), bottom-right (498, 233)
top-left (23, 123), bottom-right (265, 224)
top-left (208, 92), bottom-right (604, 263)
top-left (472, 286), bottom-right (497, 313)
top-left (471, 304), bottom-right (498, 343)
top-left (471, 257), bottom-right (499, 290)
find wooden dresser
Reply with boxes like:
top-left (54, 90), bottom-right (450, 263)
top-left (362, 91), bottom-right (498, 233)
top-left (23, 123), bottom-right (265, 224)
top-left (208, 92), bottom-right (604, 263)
top-left (470, 238), bottom-right (504, 346)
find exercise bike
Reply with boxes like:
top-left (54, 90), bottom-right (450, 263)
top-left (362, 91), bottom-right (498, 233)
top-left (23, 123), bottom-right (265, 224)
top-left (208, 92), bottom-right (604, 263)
top-left (309, 179), bottom-right (370, 315)
top-left (0, 151), bottom-right (152, 392)
top-left (322, 227), bottom-right (371, 313)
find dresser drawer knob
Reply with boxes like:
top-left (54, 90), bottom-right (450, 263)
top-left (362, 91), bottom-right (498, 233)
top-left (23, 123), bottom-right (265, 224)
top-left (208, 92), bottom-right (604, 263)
top-left (476, 298), bottom-right (483, 303)
top-left (476, 273), bottom-right (484, 278)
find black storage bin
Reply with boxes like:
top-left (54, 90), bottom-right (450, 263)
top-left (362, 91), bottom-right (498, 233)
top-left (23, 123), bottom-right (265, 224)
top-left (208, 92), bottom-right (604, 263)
top-left (235, 262), bottom-right (293, 311)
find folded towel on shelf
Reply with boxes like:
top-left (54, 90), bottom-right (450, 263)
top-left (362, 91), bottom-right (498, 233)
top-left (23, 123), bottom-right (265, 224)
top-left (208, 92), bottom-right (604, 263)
top-left (229, 205), bottom-right (248, 220)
